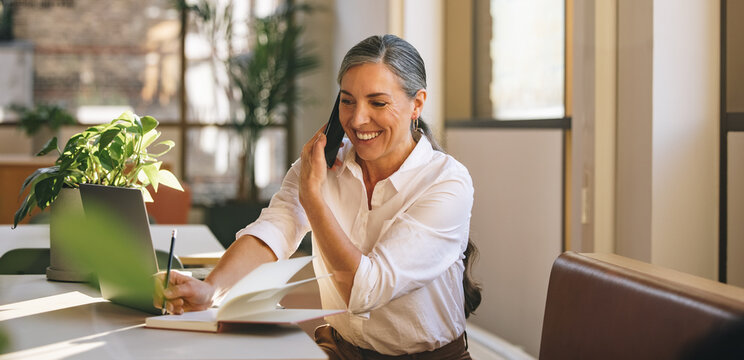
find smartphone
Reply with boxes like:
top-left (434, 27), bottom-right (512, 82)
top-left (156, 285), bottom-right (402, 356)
top-left (323, 93), bottom-right (344, 168)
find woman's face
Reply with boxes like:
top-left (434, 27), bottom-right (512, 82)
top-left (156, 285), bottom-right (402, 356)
top-left (339, 62), bottom-right (425, 170)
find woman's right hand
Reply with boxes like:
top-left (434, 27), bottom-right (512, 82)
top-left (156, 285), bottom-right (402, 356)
top-left (154, 271), bottom-right (216, 314)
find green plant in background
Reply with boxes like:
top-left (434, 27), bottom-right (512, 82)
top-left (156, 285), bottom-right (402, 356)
top-left (0, 0), bottom-right (14, 41)
top-left (11, 103), bottom-right (76, 136)
top-left (228, 4), bottom-right (319, 202)
top-left (187, 1), bottom-right (319, 202)
top-left (12, 111), bottom-right (183, 228)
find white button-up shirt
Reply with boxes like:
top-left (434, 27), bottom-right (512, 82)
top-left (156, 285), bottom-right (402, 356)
top-left (237, 135), bottom-right (474, 355)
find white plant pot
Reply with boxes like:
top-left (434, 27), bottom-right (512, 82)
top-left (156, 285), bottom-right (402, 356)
top-left (46, 187), bottom-right (92, 282)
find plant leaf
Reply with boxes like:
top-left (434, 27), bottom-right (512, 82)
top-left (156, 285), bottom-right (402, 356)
top-left (142, 162), bottom-right (162, 192)
top-left (85, 125), bottom-right (105, 133)
top-left (140, 187), bottom-right (154, 202)
top-left (157, 169), bottom-right (184, 191)
top-left (13, 192), bottom-right (35, 228)
top-left (18, 166), bottom-right (59, 197)
top-left (148, 140), bottom-right (175, 157)
top-left (125, 125), bottom-right (141, 134)
top-left (116, 111), bottom-right (135, 123)
top-left (98, 128), bottom-right (121, 149)
top-left (34, 176), bottom-right (60, 209)
top-left (137, 168), bottom-right (150, 185)
top-left (125, 141), bottom-right (135, 158)
top-left (98, 150), bottom-right (115, 172)
top-left (109, 141), bottom-right (124, 160)
top-left (36, 137), bottom-right (59, 157)
top-left (133, 114), bottom-right (143, 134)
top-left (141, 130), bottom-right (161, 150)
top-left (141, 115), bottom-right (158, 133)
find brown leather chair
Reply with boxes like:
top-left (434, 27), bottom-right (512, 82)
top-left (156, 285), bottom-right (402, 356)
top-left (145, 182), bottom-right (192, 224)
top-left (539, 252), bottom-right (744, 360)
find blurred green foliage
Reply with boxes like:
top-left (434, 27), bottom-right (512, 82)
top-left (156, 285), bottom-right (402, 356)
top-left (11, 103), bottom-right (76, 137)
top-left (186, 1), bottom-right (319, 202)
top-left (0, 327), bottom-right (8, 353)
top-left (54, 200), bottom-right (155, 304)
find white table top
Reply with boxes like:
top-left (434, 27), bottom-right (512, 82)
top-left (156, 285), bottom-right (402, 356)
top-left (0, 224), bottom-right (225, 265)
top-left (0, 275), bottom-right (328, 359)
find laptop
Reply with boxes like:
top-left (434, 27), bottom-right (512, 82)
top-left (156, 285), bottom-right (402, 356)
top-left (78, 184), bottom-right (161, 315)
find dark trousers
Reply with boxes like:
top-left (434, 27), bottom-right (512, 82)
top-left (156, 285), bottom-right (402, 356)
top-left (314, 325), bottom-right (472, 360)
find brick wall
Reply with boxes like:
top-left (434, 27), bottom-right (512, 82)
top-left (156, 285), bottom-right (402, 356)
top-left (13, 0), bottom-right (180, 122)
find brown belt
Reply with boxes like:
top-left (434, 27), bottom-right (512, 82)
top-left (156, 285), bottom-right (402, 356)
top-left (316, 325), bottom-right (471, 360)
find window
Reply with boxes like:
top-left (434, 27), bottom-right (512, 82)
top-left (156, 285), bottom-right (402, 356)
top-left (476, 0), bottom-right (565, 120)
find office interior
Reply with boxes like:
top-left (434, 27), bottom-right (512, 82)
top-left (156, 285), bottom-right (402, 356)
top-left (0, 0), bottom-right (742, 357)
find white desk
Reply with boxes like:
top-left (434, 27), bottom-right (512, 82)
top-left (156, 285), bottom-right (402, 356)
top-left (0, 275), bottom-right (328, 359)
top-left (0, 224), bottom-right (226, 265)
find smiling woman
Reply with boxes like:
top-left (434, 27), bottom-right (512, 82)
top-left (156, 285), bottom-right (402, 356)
top-left (159, 34), bottom-right (480, 359)
top-left (337, 62), bottom-right (422, 202)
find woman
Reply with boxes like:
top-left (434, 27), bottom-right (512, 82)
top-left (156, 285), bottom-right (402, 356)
top-left (158, 34), bottom-right (480, 359)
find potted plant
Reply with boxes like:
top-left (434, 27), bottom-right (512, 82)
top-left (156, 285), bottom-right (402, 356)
top-left (188, 1), bottom-right (318, 202)
top-left (227, 4), bottom-right (319, 203)
top-left (185, 2), bottom-right (318, 247)
top-left (12, 111), bottom-right (183, 281)
top-left (11, 103), bottom-right (76, 155)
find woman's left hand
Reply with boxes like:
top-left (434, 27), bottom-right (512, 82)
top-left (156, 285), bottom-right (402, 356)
top-left (299, 126), bottom-right (341, 209)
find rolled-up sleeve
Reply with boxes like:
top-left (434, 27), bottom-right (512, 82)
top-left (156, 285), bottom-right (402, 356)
top-left (347, 166), bottom-right (474, 314)
top-left (236, 160), bottom-right (310, 260)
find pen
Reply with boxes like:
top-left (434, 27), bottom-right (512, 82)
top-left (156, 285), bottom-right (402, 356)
top-left (161, 229), bottom-right (177, 315)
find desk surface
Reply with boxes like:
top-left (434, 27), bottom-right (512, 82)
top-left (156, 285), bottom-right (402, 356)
top-left (0, 275), bottom-right (328, 359)
top-left (0, 224), bottom-right (226, 265)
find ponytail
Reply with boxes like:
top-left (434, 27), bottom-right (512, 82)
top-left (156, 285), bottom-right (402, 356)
top-left (462, 238), bottom-right (482, 318)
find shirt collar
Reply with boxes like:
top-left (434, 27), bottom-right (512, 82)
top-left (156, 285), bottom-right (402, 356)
top-left (337, 137), bottom-right (360, 179)
top-left (388, 135), bottom-right (433, 191)
top-left (338, 135), bottom-right (434, 191)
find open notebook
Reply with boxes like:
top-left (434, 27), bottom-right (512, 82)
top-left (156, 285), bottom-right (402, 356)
top-left (145, 256), bottom-right (343, 332)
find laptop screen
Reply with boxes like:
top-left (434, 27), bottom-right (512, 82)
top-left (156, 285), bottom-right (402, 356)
top-left (78, 184), bottom-right (160, 315)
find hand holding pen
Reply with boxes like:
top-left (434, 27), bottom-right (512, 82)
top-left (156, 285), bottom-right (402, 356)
top-left (161, 229), bottom-right (177, 315)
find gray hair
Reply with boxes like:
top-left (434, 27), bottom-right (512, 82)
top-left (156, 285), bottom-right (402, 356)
top-left (337, 34), bottom-right (426, 99)
top-left (337, 34), bottom-right (442, 151)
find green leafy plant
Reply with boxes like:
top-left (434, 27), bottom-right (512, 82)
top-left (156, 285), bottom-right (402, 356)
top-left (228, 5), bottom-right (319, 202)
top-left (187, 1), bottom-right (319, 202)
top-left (11, 103), bottom-right (76, 136)
top-left (12, 111), bottom-right (183, 228)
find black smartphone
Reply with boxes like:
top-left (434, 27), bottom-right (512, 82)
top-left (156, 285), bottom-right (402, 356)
top-left (323, 93), bottom-right (344, 168)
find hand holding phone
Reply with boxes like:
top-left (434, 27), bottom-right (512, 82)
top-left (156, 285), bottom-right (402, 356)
top-left (323, 93), bottom-right (344, 168)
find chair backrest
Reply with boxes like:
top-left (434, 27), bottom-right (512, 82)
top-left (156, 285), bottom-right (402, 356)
top-left (145, 182), bottom-right (192, 224)
top-left (539, 252), bottom-right (744, 360)
top-left (0, 248), bottom-right (50, 274)
top-left (155, 249), bottom-right (184, 271)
